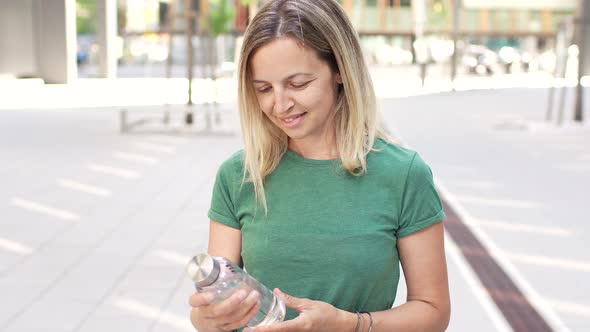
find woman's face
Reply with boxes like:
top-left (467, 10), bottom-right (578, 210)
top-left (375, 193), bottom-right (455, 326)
top-left (249, 37), bottom-right (341, 143)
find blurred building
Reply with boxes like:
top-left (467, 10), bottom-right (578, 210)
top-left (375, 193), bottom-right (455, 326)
top-left (0, 0), bottom-right (579, 83)
top-left (0, 0), bottom-right (118, 83)
top-left (340, 0), bottom-right (577, 69)
top-left (340, 0), bottom-right (574, 35)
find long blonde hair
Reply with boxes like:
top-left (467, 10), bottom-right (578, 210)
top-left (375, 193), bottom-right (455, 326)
top-left (237, 0), bottom-right (389, 212)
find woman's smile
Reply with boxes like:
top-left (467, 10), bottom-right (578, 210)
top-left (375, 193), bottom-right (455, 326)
top-left (279, 112), bottom-right (307, 128)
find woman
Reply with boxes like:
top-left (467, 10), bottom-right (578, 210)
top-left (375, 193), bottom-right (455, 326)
top-left (189, 0), bottom-right (450, 331)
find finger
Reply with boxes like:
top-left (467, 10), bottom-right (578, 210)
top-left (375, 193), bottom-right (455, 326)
top-left (274, 288), bottom-right (308, 311)
top-left (189, 306), bottom-right (207, 329)
top-left (188, 292), bottom-right (215, 307)
top-left (222, 292), bottom-right (262, 330)
top-left (245, 318), bottom-right (302, 332)
top-left (230, 291), bottom-right (261, 322)
top-left (201, 289), bottom-right (249, 319)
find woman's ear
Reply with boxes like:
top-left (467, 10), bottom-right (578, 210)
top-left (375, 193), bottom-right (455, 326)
top-left (335, 73), bottom-right (343, 84)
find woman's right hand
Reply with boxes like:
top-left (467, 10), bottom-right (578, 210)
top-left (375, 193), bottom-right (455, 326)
top-left (189, 289), bottom-right (262, 332)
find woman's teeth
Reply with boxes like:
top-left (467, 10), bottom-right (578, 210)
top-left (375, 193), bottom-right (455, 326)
top-left (283, 113), bottom-right (305, 123)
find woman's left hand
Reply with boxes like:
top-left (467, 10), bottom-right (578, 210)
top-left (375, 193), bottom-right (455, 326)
top-left (244, 289), bottom-right (354, 332)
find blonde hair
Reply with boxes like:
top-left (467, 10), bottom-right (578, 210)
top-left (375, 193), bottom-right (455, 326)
top-left (237, 0), bottom-right (390, 212)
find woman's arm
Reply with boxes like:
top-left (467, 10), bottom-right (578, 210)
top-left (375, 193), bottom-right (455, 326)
top-left (366, 221), bottom-right (450, 331)
top-left (190, 220), bottom-right (260, 332)
top-left (208, 220), bottom-right (243, 266)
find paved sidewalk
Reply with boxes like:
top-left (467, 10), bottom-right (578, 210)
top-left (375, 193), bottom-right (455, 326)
top-left (0, 87), bottom-right (588, 332)
top-left (381, 87), bottom-right (590, 331)
top-left (0, 104), bottom-right (241, 332)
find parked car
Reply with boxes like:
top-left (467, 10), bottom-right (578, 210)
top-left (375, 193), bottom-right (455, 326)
top-left (76, 35), bottom-right (95, 65)
top-left (461, 44), bottom-right (502, 75)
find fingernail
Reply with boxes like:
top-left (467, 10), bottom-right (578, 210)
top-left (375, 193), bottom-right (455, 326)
top-left (202, 292), bottom-right (212, 302)
top-left (237, 290), bottom-right (248, 300)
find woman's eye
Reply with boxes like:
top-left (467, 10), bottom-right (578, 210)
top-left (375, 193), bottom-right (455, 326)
top-left (291, 81), bottom-right (310, 89)
top-left (257, 86), bottom-right (271, 93)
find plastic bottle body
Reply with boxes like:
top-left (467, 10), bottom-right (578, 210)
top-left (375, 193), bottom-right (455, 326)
top-left (193, 256), bottom-right (285, 327)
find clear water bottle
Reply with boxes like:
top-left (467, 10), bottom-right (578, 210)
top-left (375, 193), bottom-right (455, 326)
top-left (186, 253), bottom-right (286, 327)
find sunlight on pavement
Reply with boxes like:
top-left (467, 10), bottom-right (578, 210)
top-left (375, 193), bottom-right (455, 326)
top-left (503, 252), bottom-right (590, 273)
top-left (372, 72), bottom-right (590, 99)
top-left (10, 198), bottom-right (81, 221)
top-left (557, 163), bottom-right (590, 173)
top-left (0, 237), bottom-right (33, 255)
top-left (0, 77), bottom-right (237, 110)
top-left (112, 296), bottom-right (193, 331)
top-left (454, 195), bottom-right (541, 209)
top-left (447, 180), bottom-right (500, 190)
top-left (153, 249), bottom-right (191, 266)
top-left (57, 178), bottom-right (112, 197)
top-left (143, 135), bottom-right (190, 145)
top-left (113, 151), bottom-right (160, 165)
top-left (0, 74), bottom-right (587, 110)
top-left (87, 163), bottom-right (141, 179)
top-left (549, 299), bottom-right (590, 318)
top-left (436, 182), bottom-right (572, 332)
top-left (444, 236), bottom-right (513, 332)
top-left (131, 142), bottom-right (177, 154)
top-left (476, 220), bottom-right (573, 237)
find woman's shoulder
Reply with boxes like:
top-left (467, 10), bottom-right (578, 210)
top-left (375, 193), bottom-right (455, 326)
top-left (372, 137), bottom-right (418, 165)
top-left (370, 138), bottom-right (435, 185)
top-left (217, 149), bottom-right (245, 177)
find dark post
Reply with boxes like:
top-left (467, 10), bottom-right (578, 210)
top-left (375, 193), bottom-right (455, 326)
top-left (451, 0), bottom-right (459, 88)
top-left (184, 0), bottom-right (194, 106)
top-left (164, 1), bottom-right (175, 81)
top-left (574, 0), bottom-right (590, 122)
top-left (184, 0), bottom-right (195, 125)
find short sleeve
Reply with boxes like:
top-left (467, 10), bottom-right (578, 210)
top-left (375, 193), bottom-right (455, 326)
top-left (208, 158), bottom-right (241, 229)
top-left (397, 152), bottom-right (445, 237)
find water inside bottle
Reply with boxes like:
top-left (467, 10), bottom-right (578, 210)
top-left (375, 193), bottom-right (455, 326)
top-left (201, 259), bottom-right (285, 327)
top-left (244, 280), bottom-right (286, 326)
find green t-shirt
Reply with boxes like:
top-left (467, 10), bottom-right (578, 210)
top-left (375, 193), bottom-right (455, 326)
top-left (208, 138), bottom-right (445, 326)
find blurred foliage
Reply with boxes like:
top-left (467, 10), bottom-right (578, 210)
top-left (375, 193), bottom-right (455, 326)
top-left (76, 0), bottom-right (127, 35)
top-left (118, 6), bottom-right (127, 34)
top-left (208, 0), bottom-right (236, 35)
top-left (76, 0), bottom-right (96, 34)
top-left (428, 0), bottom-right (450, 28)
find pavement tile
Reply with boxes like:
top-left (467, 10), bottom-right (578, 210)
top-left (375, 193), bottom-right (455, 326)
top-left (2, 88), bottom-right (588, 331)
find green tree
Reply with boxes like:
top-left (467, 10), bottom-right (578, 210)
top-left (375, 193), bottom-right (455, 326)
top-left (76, 0), bottom-right (96, 34)
top-left (209, 0), bottom-right (236, 36)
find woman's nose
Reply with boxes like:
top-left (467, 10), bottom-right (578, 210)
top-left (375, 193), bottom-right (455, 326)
top-left (273, 89), bottom-right (294, 114)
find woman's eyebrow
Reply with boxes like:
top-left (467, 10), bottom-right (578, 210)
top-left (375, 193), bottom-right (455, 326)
top-left (252, 72), bottom-right (314, 84)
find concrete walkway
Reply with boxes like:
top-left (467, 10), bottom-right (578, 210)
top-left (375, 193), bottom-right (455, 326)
top-left (382, 88), bottom-right (590, 331)
top-left (0, 87), bottom-right (588, 331)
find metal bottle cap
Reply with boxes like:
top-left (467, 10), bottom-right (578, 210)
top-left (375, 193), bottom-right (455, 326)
top-left (187, 253), bottom-right (220, 287)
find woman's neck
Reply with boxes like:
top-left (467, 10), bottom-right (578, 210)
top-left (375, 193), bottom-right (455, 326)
top-left (288, 135), bottom-right (338, 160)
